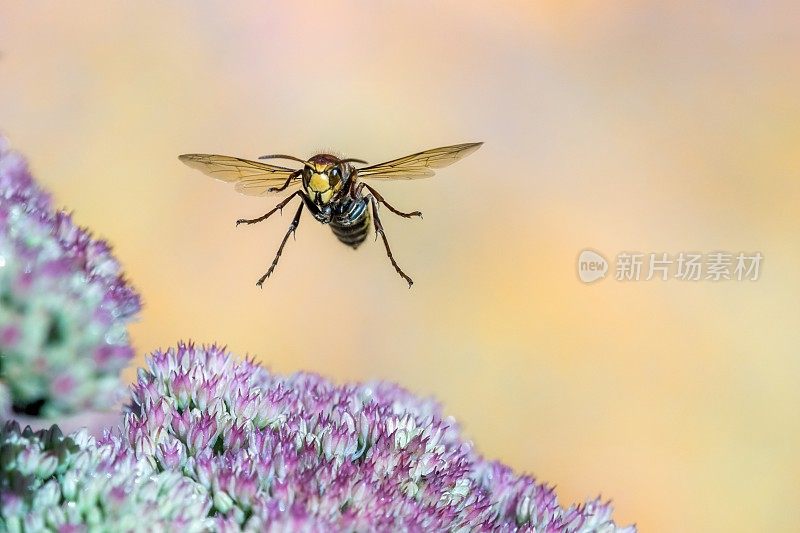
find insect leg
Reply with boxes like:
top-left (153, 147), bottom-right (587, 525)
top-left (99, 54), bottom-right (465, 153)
top-left (361, 183), bottom-right (422, 219)
top-left (368, 195), bottom-right (414, 288)
top-left (256, 201), bottom-right (304, 287)
top-left (236, 190), bottom-right (301, 226)
top-left (266, 169), bottom-right (302, 193)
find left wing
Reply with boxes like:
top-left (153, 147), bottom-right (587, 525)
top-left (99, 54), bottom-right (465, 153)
top-left (356, 142), bottom-right (482, 181)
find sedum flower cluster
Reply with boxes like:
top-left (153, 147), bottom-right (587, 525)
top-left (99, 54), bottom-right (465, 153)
top-left (0, 137), bottom-right (141, 418)
top-left (0, 421), bottom-right (211, 532)
top-left (2, 342), bottom-right (634, 532)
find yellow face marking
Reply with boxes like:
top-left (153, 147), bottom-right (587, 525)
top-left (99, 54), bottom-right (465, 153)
top-left (309, 172), bottom-right (330, 194)
top-left (307, 167), bottom-right (344, 204)
top-left (320, 189), bottom-right (334, 203)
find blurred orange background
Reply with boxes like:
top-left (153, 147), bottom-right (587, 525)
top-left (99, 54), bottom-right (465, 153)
top-left (2, 2), bottom-right (799, 531)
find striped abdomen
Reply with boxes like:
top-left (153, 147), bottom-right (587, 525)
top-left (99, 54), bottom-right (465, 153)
top-left (330, 198), bottom-right (371, 248)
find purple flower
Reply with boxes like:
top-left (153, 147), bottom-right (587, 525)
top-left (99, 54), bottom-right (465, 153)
top-left (118, 342), bottom-right (634, 531)
top-left (0, 421), bottom-right (213, 531)
top-left (2, 344), bottom-right (634, 530)
top-left (169, 371), bottom-right (193, 410)
top-left (156, 435), bottom-right (186, 470)
top-left (0, 136), bottom-right (141, 418)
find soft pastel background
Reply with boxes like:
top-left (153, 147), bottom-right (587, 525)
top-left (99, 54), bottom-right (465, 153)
top-left (2, 2), bottom-right (799, 531)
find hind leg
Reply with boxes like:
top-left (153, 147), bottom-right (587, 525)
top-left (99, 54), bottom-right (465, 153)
top-left (367, 195), bottom-right (413, 287)
top-left (256, 201), bottom-right (304, 287)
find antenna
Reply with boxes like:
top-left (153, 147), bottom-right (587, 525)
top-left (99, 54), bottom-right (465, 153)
top-left (258, 154), bottom-right (312, 166)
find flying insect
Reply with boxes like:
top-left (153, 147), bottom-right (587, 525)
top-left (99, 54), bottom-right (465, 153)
top-left (178, 142), bottom-right (482, 287)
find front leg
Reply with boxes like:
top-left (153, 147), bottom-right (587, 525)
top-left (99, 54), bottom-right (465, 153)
top-left (361, 183), bottom-right (423, 219)
top-left (236, 190), bottom-right (301, 226)
top-left (267, 169), bottom-right (302, 193)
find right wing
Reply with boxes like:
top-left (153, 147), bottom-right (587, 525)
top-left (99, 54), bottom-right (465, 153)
top-left (178, 153), bottom-right (300, 196)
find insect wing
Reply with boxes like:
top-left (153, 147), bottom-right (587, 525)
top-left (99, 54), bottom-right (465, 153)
top-left (178, 154), bottom-right (300, 196)
top-left (357, 142), bottom-right (482, 181)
